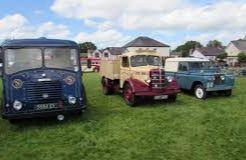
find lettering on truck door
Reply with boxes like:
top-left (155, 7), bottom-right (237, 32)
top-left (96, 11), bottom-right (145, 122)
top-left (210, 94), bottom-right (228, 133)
top-left (120, 56), bottom-right (130, 88)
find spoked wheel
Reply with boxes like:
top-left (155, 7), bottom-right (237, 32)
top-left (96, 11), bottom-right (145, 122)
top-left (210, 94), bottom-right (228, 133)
top-left (123, 84), bottom-right (137, 107)
top-left (194, 85), bottom-right (207, 99)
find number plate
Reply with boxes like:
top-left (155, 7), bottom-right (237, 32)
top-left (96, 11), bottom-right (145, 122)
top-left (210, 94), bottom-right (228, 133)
top-left (34, 103), bottom-right (59, 110)
top-left (154, 95), bottom-right (168, 100)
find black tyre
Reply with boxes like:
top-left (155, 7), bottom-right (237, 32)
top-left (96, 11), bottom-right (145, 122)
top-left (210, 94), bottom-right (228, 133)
top-left (123, 84), bottom-right (137, 107)
top-left (9, 119), bottom-right (20, 124)
top-left (101, 78), bottom-right (113, 95)
top-left (94, 68), bottom-right (99, 73)
top-left (224, 90), bottom-right (232, 97)
top-left (168, 95), bottom-right (177, 102)
top-left (194, 85), bottom-right (207, 99)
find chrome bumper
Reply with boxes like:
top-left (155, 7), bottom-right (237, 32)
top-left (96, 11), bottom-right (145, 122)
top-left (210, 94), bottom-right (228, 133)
top-left (206, 86), bottom-right (233, 91)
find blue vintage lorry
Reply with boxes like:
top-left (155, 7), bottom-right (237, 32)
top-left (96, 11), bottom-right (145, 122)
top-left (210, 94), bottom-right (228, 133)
top-left (165, 58), bottom-right (235, 99)
top-left (1, 38), bottom-right (86, 123)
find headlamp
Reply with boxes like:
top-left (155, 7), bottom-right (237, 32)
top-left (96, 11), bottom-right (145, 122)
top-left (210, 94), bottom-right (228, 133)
top-left (166, 76), bottom-right (174, 82)
top-left (64, 75), bottom-right (76, 85)
top-left (13, 100), bottom-right (22, 110)
top-left (68, 96), bottom-right (76, 104)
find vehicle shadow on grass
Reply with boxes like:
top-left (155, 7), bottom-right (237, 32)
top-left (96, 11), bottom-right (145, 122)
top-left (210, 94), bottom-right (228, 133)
top-left (2, 104), bottom-right (105, 129)
top-left (99, 92), bottom-right (185, 108)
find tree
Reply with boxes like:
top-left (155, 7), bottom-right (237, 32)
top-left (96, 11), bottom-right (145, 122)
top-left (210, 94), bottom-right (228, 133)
top-left (207, 40), bottom-right (223, 48)
top-left (238, 52), bottom-right (246, 63)
top-left (78, 42), bottom-right (97, 53)
top-left (174, 41), bottom-right (203, 57)
top-left (216, 52), bottom-right (227, 60)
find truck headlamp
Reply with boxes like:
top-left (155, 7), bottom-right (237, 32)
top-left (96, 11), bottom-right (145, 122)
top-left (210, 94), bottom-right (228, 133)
top-left (166, 76), bottom-right (174, 83)
top-left (208, 77), bottom-right (215, 81)
top-left (221, 76), bottom-right (225, 81)
top-left (145, 79), bottom-right (151, 83)
top-left (68, 96), bottom-right (76, 104)
top-left (144, 76), bottom-right (151, 83)
top-left (13, 100), bottom-right (23, 110)
top-left (64, 75), bottom-right (76, 85)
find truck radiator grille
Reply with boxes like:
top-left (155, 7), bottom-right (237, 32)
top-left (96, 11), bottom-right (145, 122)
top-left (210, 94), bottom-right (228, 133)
top-left (26, 81), bottom-right (62, 103)
top-left (150, 69), bottom-right (167, 89)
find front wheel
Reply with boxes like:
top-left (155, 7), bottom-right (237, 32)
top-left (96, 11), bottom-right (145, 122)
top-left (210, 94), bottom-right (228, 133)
top-left (94, 68), bottom-right (99, 72)
top-left (101, 78), bottom-right (113, 95)
top-left (194, 85), bottom-right (207, 99)
top-left (123, 84), bottom-right (137, 107)
top-left (224, 90), bottom-right (232, 97)
top-left (9, 119), bottom-right (20, 124)
top-left (168, 95), bottom-right (177, 102)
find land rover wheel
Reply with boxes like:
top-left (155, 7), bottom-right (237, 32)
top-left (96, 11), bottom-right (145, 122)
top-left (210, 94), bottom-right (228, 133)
top-left (194, 85), bottom-right (207, 99)
top-left (224, 90), bottom-right (232, 97)
top-left (123, 84), bottom-right (136, 107)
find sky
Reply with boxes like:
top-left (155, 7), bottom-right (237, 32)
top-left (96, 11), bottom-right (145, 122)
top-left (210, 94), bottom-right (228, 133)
top-left (0, 0), bottom-right (246, 49)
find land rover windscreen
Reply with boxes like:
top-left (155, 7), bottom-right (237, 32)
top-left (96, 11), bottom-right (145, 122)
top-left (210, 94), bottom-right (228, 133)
top-left (1, 38), bottom-right (86, 122)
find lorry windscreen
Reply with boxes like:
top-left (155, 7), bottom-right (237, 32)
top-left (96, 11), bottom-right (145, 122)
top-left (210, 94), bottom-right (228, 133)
top-left (131, 55), bottom-right (160, 67)
top-left (44, 48), bottom-right (78, 71)
top-left (4, 48), bottom-right (42, 74)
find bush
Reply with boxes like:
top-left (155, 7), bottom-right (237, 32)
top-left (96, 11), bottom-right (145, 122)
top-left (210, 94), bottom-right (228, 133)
top-left (238, 52), bottom-right (246, 63)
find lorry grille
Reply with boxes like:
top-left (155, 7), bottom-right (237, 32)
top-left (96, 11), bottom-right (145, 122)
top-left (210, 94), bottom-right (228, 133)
top-left (150, 69), bottom-right (167, 89)
top-left (26, 81), bottom-right (62, 103)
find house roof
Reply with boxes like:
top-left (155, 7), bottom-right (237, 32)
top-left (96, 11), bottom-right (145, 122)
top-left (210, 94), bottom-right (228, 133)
top-left (123, 36), bottom-right (170, 48)
top-left (1, 38), bottom-right (78, 48)
top-left (196, 47), bottom-right (224, 56)
top-left (104, 47), bottom-right (125, 55)
top-left (231, 40), bottom-right (246, 51)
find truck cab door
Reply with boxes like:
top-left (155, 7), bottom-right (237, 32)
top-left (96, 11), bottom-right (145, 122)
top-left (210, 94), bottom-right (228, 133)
top-left (120, 56), bottom-right (130, 88)
top-left (176, 62), bottom-right (190, 89)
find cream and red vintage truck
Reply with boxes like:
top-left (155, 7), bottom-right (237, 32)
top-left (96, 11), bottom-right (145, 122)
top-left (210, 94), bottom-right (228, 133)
top-left (100, 50), bottom-right (180, 106)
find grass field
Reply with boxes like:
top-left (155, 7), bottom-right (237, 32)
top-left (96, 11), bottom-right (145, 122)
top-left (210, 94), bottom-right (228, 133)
top-left (0, 73), bottom-right (246, 160)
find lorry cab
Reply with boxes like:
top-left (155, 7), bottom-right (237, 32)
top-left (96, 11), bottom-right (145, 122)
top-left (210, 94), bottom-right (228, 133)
top-left (1, 38), bottom-right (86, 122)
top-left (165, 57), bottom-right (235, 99)
top-left (100, 50), bottom-right (180, 106)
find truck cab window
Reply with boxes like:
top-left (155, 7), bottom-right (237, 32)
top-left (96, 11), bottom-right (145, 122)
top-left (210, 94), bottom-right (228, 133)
top-left (122, 57), bottom-right (129, 67)
top-left (178, 62), bottom-right (188, 72)
top-left (4, 48), bottom-right (42, 74)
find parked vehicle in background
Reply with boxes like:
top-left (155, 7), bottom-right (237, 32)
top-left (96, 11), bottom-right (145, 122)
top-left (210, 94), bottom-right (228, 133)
top-left (100, 50), bottom-right (180, 106)
top-left (241, 68), bottom-right (246, 76)
top-left (1, 38), bottom-right (86, 123)
top-left (80, 57), bottom-right (100, 72)
top-left (165, 58), bottom-right (235, 99)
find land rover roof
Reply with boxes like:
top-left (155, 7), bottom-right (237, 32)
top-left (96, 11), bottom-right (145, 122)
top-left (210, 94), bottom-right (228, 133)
top-left (166, 57), bottom-right (210, 62)
top-left (1, 38), bottom-right (78, 48)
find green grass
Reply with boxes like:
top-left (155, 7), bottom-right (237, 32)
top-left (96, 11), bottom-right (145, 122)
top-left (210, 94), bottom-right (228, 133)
top-left (0, 74), bottom-right (246, 160)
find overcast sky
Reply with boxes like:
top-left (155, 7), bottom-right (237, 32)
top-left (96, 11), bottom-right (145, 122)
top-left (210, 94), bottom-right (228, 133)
top-left (0, 0), bottom-right (246, 49)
